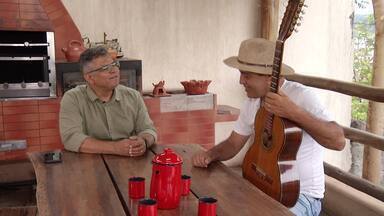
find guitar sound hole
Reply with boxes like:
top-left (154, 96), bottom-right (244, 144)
top-left (262, 130), bottom-right (273, 149)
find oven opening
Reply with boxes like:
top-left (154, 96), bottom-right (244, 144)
top-left (0, 60), bottom-right (49, 83)
top-left (0, 30), bottom-right (56, 98)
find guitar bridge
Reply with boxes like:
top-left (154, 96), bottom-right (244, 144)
top-left (251, 163), bottom-right (273, 185)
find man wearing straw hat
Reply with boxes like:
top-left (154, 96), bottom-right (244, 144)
top-left (192, 38), bottom-right (345, 215)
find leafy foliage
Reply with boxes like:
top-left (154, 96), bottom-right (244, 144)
top-left (352, 11), bottom-right (374, 121)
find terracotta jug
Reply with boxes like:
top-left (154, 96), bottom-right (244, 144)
top-left (107, 47), bottom-right (118, 60)
top-left (61, 40), bottom-right (86, 62)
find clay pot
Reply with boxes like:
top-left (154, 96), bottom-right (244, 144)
top-left (107, 48), bottom-right (118, 60)
top-left (61, 40), bottom-right (86, 62)
top-left (180, 80), bottom-right (211, 95)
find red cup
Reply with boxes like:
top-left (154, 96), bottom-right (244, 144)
top-left (138, 198), bottom-right (158, 216)
top-left (198, 197), bottom-right (217, 216)
top-left (181, 175), bottom-right (191, 196)
top-left (129, 177), bottom-right (145, 199)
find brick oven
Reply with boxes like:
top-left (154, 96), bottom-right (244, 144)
top-left (0, 0), bottom-right (82, 160)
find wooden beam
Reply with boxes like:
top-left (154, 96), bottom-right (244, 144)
top-left (260, 0), bottom-right (279, 40)
top-left (362, 0), bottom-right (384, 184)
top-left (343, 126), bottom-right (384, 151)
top-left (324, 162), bottom-right (384, 202)
top-left (285, 74), bottom-right (384, 102)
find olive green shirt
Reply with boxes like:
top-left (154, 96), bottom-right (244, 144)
top-left (59, 84), bottom-right (157, 152)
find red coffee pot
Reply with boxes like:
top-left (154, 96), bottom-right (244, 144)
top-left (150, 148), bottom-right (182, 209)
top-left (61, 40), bottom-right (86, 62)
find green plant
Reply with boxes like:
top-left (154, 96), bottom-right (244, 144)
top-left (352, 12), bottom-right (374, 121)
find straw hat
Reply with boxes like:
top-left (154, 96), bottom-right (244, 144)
top-left (223, 38), bottom-right (294, 75)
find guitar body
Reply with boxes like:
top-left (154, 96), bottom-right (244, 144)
top-left (242, 106), bottom-right (303, 207)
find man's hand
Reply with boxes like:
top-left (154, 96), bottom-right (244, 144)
top-left (264, 90), bottom-right (302, 120)
top-left (192, 150), bottom-right (213, 168)
top-left (114, 136), bottom-right (147, 157)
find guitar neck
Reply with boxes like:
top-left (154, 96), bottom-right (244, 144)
top-left (264, 40), bottom-right (285, 134)
top-left (270, 40), bottom-right (285, 93)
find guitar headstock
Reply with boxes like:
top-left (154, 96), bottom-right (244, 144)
top-left (278, 0), bottom-right (305, 41)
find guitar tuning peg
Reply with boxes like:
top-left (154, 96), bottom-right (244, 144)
top-left (295, 16), bottom-right (304, 22)
top-left (296, 22), bottom-right (302, 27)
top-left (303, 4), bottom-right (308, 8)
top-left (301, 10), bottom-right (306, 15)
top-left (290, 26), bottom-right (299, 33)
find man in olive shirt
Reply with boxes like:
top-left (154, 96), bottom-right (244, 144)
top-left (60, 46), bottom-right (156, 157)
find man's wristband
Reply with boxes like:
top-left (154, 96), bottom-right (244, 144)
top-left (144, 138), bottom-right (148, 149)
top-left (138, 136), bottom-right (148, 149)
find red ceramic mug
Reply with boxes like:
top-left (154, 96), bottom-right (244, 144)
top-left (181, 175), bottom-right (191, 196)
top-left (129, 177), bottom-right (145, 199)
top-left (138, 198), bottom-right (158, 216)
top-left (198, 197), bottom-right (217, 216)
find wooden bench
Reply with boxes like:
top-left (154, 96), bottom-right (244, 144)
top-left (322, 175), bottom-right (384, 216)
top-left (0, 159), bottom-right (37, 214)
top-left (229, 166), bottom-right (384, 216)
top-left (0, 206), bottom-right (37, 216)
top-left (0, 159), bottom-right (35, 184)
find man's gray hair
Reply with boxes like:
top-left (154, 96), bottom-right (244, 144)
top-left (79, 46), bottom-right (109, 73)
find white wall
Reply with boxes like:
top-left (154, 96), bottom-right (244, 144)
top-left (62, 0), bottom-right (259, 108)
top-left (62, 0), bottom-right (353, 169)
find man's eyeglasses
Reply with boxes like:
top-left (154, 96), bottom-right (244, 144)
top-left (86, 61), bottom-right (120, 74)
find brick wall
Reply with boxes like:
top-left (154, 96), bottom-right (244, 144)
top-left (144, 93), bottom-right (217, 150)
top-left (0, 98), bottom-right (61, 161)
top-left (145, 97), bottom-right (215, 149)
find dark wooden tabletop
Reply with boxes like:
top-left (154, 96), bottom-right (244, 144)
top-left (103, 149), bottom-right (199, 216)
top-left (28, 151), bottom-right (125, 216)
top-left (29, 144), bottom-right (293, 216)
top-left (152, 144), bottom-right (293, 216)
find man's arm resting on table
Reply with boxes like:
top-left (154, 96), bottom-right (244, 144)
top-left (79, 137), bottom-right (117, 154)
top-left (208, 131), bottom-right (249, 161)
top-left (78, 133), bottom-right (155, 156)
top-left (79, 137), bottom-right (141, 156)
top-left (138, 133), bottom-right (156, 148)
top-left (192, 131), bottom-right (249, 167)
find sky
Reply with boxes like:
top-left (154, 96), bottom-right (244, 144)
top-left (355, 1), bottom-right (373, 15)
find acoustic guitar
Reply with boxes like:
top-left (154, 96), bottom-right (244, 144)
top-left (242, 0), bottom-right (305, 208)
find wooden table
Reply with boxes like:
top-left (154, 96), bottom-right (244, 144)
top-left (29, 144), bottom-right (293, 216)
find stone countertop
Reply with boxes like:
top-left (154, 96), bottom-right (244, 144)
top-left (144, 92), bottom-right (215, 113)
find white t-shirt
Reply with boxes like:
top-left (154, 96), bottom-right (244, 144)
top-left (234, 80), bottom-right (332, 199)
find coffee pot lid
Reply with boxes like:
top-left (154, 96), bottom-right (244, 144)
top-left (152, 148), bottom-right (183, 165)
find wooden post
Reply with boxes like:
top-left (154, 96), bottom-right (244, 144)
top-left (362, 0), bottom-right (384, 184)
top-left (260, 0), bottom-right (279, 40)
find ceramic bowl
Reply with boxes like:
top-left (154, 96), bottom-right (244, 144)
top-left (180, 80), bottom-right (211, 95)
